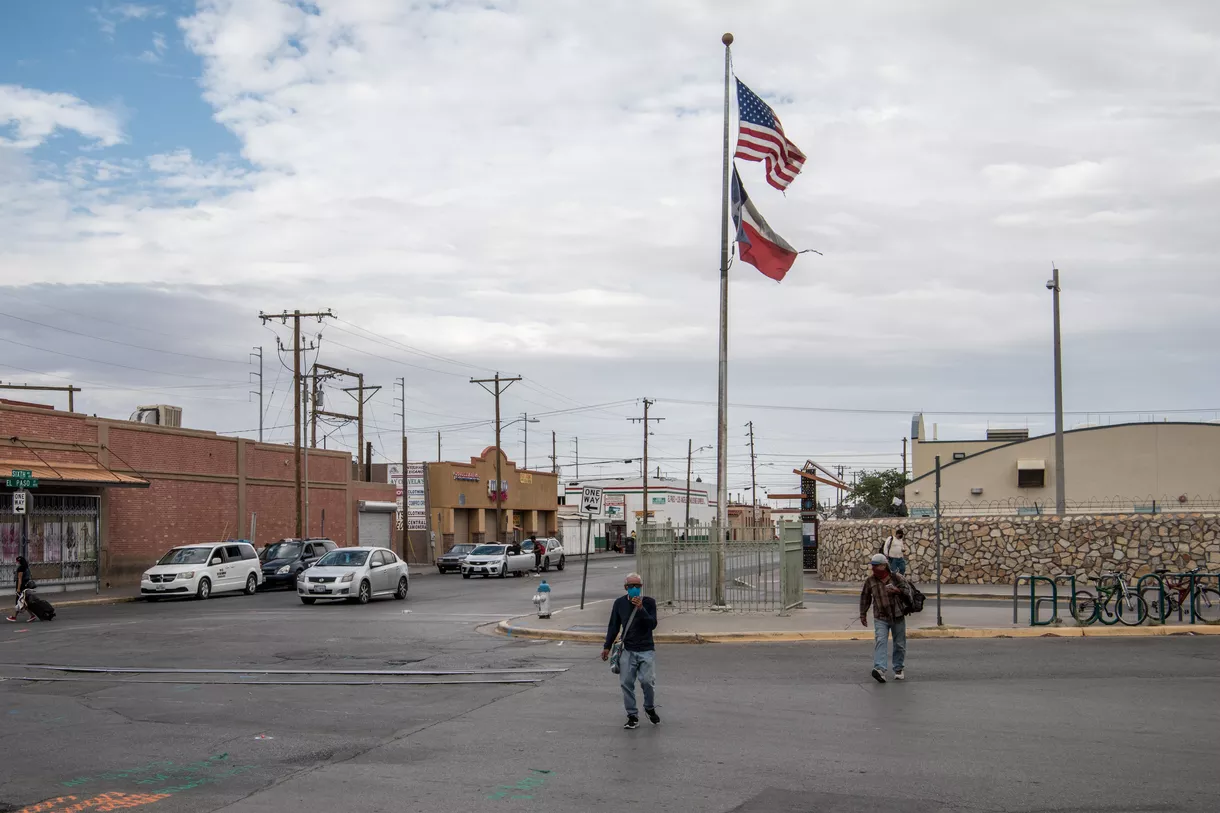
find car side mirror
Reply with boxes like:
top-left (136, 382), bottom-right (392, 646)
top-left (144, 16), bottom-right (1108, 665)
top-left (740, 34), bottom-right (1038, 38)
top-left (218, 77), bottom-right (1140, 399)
top-left (211, 558), bottom-right (221, 566)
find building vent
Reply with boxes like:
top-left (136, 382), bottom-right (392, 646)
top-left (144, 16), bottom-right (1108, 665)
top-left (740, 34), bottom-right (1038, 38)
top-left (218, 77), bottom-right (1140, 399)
top-left (987, 428), bottom-right (1029, 442)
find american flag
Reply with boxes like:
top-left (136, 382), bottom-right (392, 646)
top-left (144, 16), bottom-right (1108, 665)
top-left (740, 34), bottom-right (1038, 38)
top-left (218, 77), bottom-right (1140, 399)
top-left (734, 78), bottom-right (806, 190)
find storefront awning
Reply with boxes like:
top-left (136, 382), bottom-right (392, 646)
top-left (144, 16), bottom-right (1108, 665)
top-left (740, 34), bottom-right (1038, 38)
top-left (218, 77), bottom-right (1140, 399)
top-left (1, 460), bottom-right (148, 488)
top-left (1016, 458), bottom-right (1046, 471)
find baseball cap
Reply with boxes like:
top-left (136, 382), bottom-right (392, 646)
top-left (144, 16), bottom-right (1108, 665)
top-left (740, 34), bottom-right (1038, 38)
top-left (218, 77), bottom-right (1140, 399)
top-left (869, 553), bottom-right (888, 566)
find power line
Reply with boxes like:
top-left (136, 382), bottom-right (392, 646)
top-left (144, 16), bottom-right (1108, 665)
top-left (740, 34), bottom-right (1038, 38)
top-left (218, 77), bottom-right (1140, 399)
top-left (0, 336), bottom-right (245, 383)
top-left (0, 310), bottom-right (249, 364)
top-left (655, 397), bottom-right (1220, 417)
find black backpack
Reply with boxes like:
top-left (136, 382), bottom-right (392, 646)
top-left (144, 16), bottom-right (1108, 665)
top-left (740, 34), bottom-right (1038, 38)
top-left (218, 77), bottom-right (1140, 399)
top-left (25, 592), bottom-right (56, 621)
top-left (903, 583), bottom-right (926, 615)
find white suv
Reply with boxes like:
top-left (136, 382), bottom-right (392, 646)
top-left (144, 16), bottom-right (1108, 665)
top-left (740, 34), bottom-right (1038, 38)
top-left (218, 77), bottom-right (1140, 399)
top-left (142, 542), bottom-right (262, 601)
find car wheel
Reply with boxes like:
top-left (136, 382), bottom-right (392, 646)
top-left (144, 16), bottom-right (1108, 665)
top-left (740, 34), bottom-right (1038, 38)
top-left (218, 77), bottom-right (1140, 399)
top-left (462, 572), bottom-right (471, 579)
top-left (437, 566), bottom-right (446, 574)
top-left (498, 566), bottom-right (507, 579)
top-left (300, 597), bottom-right (316, 605)
top-left (557, 555), bottom-right (565, 571)
top-left (542, 557), bottom-right (550, 572)
top-left (355, 580), bottom-right (371, 604)
top-left (244, 574), bottom-right (258, 595)
top-left (196, 578), bottom-right (211, 600)
top-left (395, 577), bottom-right (409, 600)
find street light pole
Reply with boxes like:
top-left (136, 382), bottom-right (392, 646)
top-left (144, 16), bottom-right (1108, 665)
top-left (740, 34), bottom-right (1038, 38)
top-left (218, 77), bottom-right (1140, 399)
top-left (1048, 267), bottom-right (1066, 516)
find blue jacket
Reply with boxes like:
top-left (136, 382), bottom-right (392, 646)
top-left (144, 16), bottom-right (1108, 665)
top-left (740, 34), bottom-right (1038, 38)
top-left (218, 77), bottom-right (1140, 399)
top-left (604, 595), bottom-right (658, 652)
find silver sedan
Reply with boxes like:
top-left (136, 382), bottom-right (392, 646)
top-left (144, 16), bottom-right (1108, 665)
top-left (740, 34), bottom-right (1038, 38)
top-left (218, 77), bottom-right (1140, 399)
top-left (297, 547), bottom-right (409, 605)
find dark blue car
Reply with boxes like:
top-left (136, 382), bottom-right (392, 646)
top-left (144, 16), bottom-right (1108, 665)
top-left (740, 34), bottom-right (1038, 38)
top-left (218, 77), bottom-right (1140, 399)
top-left (259, 538), bottom-right (337, 589)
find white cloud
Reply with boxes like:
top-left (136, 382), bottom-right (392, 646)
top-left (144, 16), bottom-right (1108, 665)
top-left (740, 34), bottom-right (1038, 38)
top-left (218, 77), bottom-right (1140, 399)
top-left (93, 3), bottom-right (165, 36)
top-left (138, 31), bottom-right (169, 63)
top-left (4, 1), bottom-right (1220, 467)
top-left (0, 85), bottom-right (124, 148)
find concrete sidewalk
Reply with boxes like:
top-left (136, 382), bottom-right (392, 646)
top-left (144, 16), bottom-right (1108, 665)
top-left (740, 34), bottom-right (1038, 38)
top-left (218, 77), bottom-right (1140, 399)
top-left (805, 577), bottom-right (1017, 601)
top-left (496, 595), bottom-right (1220, 642)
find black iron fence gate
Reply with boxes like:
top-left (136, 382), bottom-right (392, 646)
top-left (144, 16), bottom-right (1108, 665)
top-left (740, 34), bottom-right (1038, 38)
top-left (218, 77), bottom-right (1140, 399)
top-left (1, 493), bottom-right (100, 590)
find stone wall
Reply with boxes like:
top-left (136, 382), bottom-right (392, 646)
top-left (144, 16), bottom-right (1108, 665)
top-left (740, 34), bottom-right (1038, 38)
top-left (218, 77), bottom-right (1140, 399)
top-left (817, 514), bottom-right (1220, 584)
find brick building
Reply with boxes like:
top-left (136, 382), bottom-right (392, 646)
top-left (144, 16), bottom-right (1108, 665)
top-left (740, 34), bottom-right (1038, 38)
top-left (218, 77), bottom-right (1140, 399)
top-left (0, 401), bottom-right (395, 591)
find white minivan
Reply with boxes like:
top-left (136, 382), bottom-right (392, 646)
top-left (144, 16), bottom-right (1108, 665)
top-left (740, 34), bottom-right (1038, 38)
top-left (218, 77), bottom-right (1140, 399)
top-left (142, 542), bottom-right (262, 601)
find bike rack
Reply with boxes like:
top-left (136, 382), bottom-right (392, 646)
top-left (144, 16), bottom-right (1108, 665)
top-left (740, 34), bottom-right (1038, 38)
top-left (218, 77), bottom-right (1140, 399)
top-left (1013, 575), bottom-right (1073, 626)
top-left (1135, 573), bottom-right (1166, 623)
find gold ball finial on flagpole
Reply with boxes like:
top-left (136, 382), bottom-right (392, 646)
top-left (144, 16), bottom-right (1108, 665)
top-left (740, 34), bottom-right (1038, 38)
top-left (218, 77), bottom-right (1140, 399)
top-left (722, 32), bottom-right (734, 46)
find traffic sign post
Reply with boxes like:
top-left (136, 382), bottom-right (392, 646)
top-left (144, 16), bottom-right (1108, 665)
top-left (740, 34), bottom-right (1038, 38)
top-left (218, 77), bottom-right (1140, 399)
top-left (13, 490), bottom-right (28, 515)
top-left (578, 486), bottom-right (604, 610)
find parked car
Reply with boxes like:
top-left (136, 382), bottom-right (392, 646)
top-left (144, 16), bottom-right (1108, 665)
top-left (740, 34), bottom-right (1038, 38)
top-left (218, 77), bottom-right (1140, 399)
top-left (142, 542), bottom-right (262, 601)
top-left (297, 546), bottom-right (409, 605)
top-left (436, 543), bottom-right (477, 574)
top-left (461, 544), bottom-right (535, 579)
top-left (259, 538), bottom-right (337, 589)
top-left (520, 537), bottom-right (565, 571)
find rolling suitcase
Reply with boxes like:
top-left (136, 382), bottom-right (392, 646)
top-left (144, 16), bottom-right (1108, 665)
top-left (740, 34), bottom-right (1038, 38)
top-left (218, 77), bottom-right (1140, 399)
top-left (24, 591), bottom-right (56, 621)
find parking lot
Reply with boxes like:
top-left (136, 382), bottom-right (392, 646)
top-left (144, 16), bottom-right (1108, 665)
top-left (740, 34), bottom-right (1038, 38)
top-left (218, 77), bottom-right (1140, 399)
top-left (3, 557), bottom-right (1219, 813)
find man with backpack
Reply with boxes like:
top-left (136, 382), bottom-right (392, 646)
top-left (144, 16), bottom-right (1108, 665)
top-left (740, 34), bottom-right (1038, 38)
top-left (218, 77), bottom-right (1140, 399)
top-left (880, 527), bottom-right (907, 574)
top-left (601, 572), bottom-right (659, 729)
top-left (860, 553), bottom-right (914, 683)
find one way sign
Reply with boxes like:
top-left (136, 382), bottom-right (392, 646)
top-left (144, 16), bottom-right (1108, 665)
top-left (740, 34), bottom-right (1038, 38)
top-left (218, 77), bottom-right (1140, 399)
top-left (579, 486), bottom-right (604, 515)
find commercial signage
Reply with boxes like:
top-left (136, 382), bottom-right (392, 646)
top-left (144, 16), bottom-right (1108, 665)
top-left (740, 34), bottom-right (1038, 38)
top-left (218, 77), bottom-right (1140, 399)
top-left (388, 464), bottom-right (404, 531)
top-left (406, 462), bottom-right (427, 531)
top-left (651, 496), bottom-right (666, 505)
top-left (453, 472), bottom-right (480, 482)
top-left (605, 494), bottom-right (625, 519)
top-left (519, 473), bottom-right (533, 484)
top-left (666, 494), bottom-right (705, 505)
top-left (13, 490), bottom-right (27, 515)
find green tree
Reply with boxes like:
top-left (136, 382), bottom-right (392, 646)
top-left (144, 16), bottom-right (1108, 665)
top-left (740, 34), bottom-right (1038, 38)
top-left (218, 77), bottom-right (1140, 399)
top-left (846, 469), bottom-right (910, 516)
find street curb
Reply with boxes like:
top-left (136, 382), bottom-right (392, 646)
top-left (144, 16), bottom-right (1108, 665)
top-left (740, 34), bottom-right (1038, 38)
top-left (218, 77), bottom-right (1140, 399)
top-left (55, 595), bottom-right (142, 608)
top-left (804, 588), bottom-right (1011, 602)
top-left (495, 619), bottom-right (1220, 644)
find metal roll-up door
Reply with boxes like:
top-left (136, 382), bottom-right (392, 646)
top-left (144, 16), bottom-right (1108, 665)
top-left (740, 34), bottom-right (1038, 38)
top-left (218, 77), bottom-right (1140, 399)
top-left (358, 501), bottom-right (396, 549)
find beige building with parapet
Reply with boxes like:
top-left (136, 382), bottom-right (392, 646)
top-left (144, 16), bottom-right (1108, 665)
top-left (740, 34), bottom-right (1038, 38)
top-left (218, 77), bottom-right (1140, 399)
top-left (906, 415), bottom-right (1220, 515)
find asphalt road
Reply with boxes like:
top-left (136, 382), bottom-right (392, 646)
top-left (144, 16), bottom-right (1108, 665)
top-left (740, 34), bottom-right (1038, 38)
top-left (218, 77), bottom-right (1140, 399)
top-left (2, 556), bottom-right (1218, 813)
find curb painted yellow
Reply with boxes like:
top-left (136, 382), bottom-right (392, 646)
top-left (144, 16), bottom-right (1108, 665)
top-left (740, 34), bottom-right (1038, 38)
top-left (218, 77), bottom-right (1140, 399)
top-left (495, 619), bottom-right (1220, 644)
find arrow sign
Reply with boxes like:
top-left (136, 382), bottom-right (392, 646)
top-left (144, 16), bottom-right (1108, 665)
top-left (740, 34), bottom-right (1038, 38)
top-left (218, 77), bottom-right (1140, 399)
top-left (579, 486), bottom-right (604, 515)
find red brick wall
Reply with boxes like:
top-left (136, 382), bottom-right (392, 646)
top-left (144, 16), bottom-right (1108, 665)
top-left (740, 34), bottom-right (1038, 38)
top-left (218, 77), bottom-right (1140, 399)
top-left (3, 403), bottom-right (366, 587)
top-left (108, 480), bottom-right (238, 584)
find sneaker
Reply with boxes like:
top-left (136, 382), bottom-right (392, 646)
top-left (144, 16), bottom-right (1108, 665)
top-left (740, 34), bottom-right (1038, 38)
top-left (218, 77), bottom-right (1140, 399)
top-left (893, 670), bottom-right (905, 681)
top-left (623, 715), bottom-right (639, 730)
top-left (645, 708), bottom-right (661, 725)
top-left (871, 668), bottom-right (887, 684)
top-left (5, 616), bottom-right (16, 623)
top-left (26, 616), bottom-right (38, 622)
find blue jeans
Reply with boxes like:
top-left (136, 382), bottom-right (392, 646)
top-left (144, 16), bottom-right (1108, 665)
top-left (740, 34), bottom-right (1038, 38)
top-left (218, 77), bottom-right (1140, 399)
top-left (619, 649), bottom-right (656, 716)
top-left (873, 617), bottom-right (906, 673)
top-left (888, 557), bottom-right (907, 575)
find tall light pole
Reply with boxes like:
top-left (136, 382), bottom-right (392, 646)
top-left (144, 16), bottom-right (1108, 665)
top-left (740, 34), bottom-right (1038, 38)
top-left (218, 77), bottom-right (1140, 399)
top-left (686, 442), bottom-right (713, 530)
top-left (1047, 267), bottom-right (1066, 516)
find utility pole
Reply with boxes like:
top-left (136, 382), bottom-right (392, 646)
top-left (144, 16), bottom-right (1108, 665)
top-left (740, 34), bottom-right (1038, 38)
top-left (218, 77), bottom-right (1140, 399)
top-left (901, 437), bottom-right (908, 481)
top-left (259, 309), bottom-right (333, 538)
top-left (437, 431), bottom-right (441, 462)
top-left (686, 439), bottom-right (693, 530)
top-left (471, 373), bottom-right (522, 543)
top-left (395, 376), bottom-right (410, 562)
top-left (365, 441), bottom-right (373, 482)
top-left (311, 363), bottom-right (378, 482)
top-left (746, 421), bottom-right (758, 525)
top-left (550, 431), bottom-right (558, 475)
top-left (249, 347), bottom-right (263, 442)
top-left (628, 400), bottom-right (664, 531)
top-left (0, 383), bottom-right (81, 412)
top-left (1048, 266), bottom-right (1067, 516)
top-left (574, 437), bottom-right (579, 479)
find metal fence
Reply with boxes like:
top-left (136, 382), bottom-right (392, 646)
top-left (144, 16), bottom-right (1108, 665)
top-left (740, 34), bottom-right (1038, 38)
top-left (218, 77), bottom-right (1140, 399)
top-left (0, 493), bottom-right (100, 588)
top-left (638, 521), bottom-right (804, 614)
top-left (908, 495), bottom-right (1220, 518)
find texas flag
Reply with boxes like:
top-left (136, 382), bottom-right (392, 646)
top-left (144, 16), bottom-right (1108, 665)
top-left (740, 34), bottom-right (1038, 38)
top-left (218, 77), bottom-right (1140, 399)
top-left (731, 166), bottom-right (798, 282)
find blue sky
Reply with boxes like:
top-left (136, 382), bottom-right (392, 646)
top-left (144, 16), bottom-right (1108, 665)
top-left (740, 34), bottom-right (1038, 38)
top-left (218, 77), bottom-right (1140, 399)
top-left (2, 1), bottom-right (1220, 494)
top-left (1, 1), bottom-right (239, 164)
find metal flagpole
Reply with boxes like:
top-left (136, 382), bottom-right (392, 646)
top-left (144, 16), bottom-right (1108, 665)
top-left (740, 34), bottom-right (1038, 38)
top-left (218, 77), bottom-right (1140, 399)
top-left (714, 32), bottom-right (734, 607)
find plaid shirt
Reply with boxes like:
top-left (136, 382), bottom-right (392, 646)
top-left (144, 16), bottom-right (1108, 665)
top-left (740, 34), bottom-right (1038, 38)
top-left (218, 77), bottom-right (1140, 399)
top-left (860, 571), bottom-right (912, 622)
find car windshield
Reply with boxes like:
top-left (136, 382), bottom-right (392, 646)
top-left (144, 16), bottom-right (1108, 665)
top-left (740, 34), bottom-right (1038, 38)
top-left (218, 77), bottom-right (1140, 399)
top-left (445, 545), bottom-right (476, 556)
top-left (261, 542), bottom-right (302, 561)
top-left (470, 545), bottom-right (505, 555)
top-left (158, 547), bottom-right (211, 566)
top-left (316, 550), bottom-right (369, 567)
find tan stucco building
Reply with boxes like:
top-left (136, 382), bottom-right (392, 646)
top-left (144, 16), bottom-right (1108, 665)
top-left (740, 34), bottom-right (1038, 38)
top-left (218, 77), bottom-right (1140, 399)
top-left (906, 420), bottom-right (1220, 514)
top-left (427, 446), bottom-right (558, 553)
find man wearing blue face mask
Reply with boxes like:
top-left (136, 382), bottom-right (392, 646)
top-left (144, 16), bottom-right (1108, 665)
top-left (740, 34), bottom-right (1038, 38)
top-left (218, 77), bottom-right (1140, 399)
top-left (601, 572), bottom-right (659, 729)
